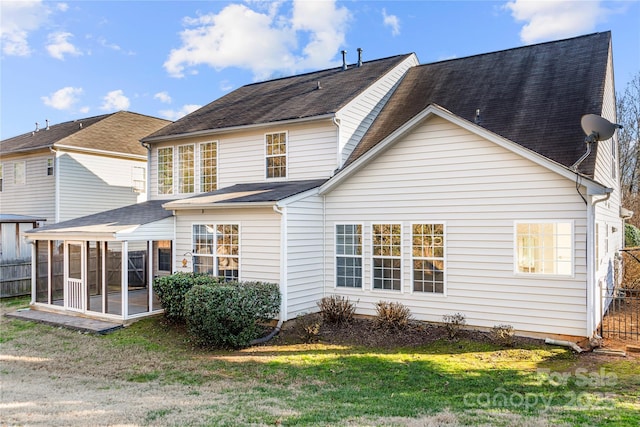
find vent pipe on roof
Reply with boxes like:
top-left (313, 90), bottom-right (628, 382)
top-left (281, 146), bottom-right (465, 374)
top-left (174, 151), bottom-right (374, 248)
top-left (316, 81), bottom-right (322, 90)
top-left (341, 50), bottom-right (347, 70)
top-left (79, 122), bottom-right (83, 129)
top-left (45, 119), bottom-right (50, 130)
top-left (357, 48), bottom-right (363, 67)
top-left (35, 122), bottom-right (39, 132)
top-left (474, 109), bottom-right (482, 125)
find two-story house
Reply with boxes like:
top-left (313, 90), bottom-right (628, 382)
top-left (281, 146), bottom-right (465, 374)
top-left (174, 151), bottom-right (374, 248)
top-left (25, 32), bottom-right (626, 339)
top-left (0, 111), bottom-right (170, 262)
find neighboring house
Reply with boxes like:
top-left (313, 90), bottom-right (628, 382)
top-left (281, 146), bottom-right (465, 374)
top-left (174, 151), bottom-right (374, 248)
top-left (0, 111), bottom-right (171, 264)
top-left (25, 32), bottom-right (627, 339)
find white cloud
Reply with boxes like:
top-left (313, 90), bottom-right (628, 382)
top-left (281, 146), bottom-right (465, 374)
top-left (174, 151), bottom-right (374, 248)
top-left (56, 3), bottom-right (68, 12)
top-left (100, 90), bottom-right (130, 111)
top-left (164, 0), bottom-right (350, 80)
top-left (382, 8), bottom-right (400, 36)
top-left (154, 91), bottom-right (172, 104)
top-left (46, 31), bottom-right (82, 60)
top-left (41, 86), bottom-right (83, 110)
top-left (504, 0), bottom-right (607, 44)
top-left (159, 104), bottom-right (202, 121)
top-left (0, 0), bottom-right (52, 56)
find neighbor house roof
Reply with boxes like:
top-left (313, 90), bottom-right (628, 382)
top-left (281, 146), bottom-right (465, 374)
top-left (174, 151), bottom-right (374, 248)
top-left (0, 214), bottom-right (47, 223)
top-left (163, 179), bottom-right (327, 209)
top-left (1, 111), bottom-right (171, 157)
top-left (345, 32), bottom-right (611, 177)
top-left (24, 200), bottom-right (173, 238)
top-left (142, 54), bottom-right (414, 141)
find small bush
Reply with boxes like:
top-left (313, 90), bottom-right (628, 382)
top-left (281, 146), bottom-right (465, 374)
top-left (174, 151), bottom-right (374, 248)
top-left (491, 324), bottom-right (515, 347)
top-left (374, 301), bottom-right (412, 330)
top-left (154, 273), bottom-right (220, 322)
top-left (442, 312), bottom-right (466, 340)
top-left (317, 295), bottom-right (356, 325)
top-left (295, 313), bottom-right (322, 343)
top-left (625, 223), bottom-right (640, 247)
top-left (183, 281), bottom-right (280, 349)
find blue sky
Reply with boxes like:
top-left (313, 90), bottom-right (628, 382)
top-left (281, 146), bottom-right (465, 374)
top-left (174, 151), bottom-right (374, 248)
top-left (1, 0), bottom-right (639, 140)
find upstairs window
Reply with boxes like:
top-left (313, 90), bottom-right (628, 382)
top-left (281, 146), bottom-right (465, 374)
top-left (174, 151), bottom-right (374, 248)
top-left (372, 224), bottom-right (402, 290)
top-left (14, 162), bottom-right (25, 185)
top-left (178, 145), bottom-right (194, 194)
top-left (515, 222), bottom-right (573, 275)
top-left (0, 164), bottom-right (3, 191)
top-left (266, 132), bottom-right (287, 178)
top-left (157, 147), bottom-right (173, 195)
top-left (132, 166), bottom-right (146, 193)
top-left (336, 224), bottom-right (363, 288)
top-left (412, 224), bottom-right (445, 293)
top-left (200, 141), bottom-right (217, 193)
top-left (47, 158), bottom-right (54, 176)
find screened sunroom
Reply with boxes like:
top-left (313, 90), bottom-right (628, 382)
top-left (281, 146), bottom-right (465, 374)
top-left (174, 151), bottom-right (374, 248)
top-left (24, 201), bottom-right (174, 321)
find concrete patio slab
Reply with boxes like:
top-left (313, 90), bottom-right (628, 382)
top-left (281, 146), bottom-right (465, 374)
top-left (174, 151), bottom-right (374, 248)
top-left (5, 309), bottom-right (123, 334)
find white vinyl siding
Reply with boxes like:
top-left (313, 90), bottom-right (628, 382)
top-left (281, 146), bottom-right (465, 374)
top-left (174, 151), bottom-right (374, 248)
top-left (0, 153), bottom-right (56, 221)
top-left (58, 152), bottom-right (146, 222)
top-left (323, 115), bottom-right (590, 337)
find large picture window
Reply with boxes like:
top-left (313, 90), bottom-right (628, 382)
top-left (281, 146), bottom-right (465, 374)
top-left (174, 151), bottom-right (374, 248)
top-left (200, 141), bottom-right (217, 193)
top-left (515, 222), bottom-right (573, 275)
top-left (266, 132), bottom-right (287, 178)
top-left (372, 224), bottom-right (401, 290)
top-left (178, 145), bottom-right (195, 194)
top-left (157, 147), bottom-right (173, 195)
top-left (193, 224), bottom-right (239, 280)
top-left (336, 224), bottom-right (362, 288)
top-left (412, 224), bottom-right (445, 293)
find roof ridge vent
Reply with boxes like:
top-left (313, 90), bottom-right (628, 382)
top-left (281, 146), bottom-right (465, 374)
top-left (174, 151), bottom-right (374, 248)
top-left (341, 50), bottom-right (348, 71)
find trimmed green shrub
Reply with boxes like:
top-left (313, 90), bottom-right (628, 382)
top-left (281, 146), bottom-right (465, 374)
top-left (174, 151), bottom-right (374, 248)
top-left (183, 281), bottom-right (280, 349)
top-left (317, 295), bottom-right (356, 325)
top-left (154, 273), bottom-right (222, 322)
top-left (625, 223), bottom-right (640, 247)
top-left (374, 301), bottom-right (412, 330)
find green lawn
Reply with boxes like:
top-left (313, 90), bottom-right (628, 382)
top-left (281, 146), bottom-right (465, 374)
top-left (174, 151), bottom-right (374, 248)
top-left (2, 296), bottom-right (639, 426)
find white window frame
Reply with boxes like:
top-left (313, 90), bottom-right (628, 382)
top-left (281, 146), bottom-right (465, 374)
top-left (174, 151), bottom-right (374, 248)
top-left (132, 166), bottom-right (146, 193)
top-left (177, 144), bottom-right (195, 194)
top-left (371, 223), bottom-right (403, 291)
top-left (514, 220), bottom-right (574, 277)
top-left (14, 161), bottom-right (26, 185)
top-left (411, 222), bottom-right (446, 295)
top-left (335, 223), bottom-right (364, 288)
top-left (0, 163), bottom-right (3, 192)
top-left (47, 158), bottom-right (54, 176)
top-left (157, 146), bottom-right (174, 195)
top-left (199, 141), bottom-right (218, 193)
top-left (192, 223), bottom-right (240, 281)
top-left (265, 131), bottom-right (287, 179)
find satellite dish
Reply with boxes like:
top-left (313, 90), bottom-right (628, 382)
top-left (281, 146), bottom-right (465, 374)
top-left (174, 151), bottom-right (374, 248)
top-left (581, 114), bottom-right (622, 141)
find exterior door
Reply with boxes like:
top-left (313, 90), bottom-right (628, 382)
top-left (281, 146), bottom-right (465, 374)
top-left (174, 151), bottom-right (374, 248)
top-left (66, 242), bottom-right (85, 311)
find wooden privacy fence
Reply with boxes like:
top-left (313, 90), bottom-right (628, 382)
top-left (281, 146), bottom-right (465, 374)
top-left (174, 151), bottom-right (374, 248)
top-left (0, 259), bottom-right (31, 298)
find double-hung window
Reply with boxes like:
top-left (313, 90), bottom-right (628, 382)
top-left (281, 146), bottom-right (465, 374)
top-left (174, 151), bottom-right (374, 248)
top-left (47, 158), bottom-right (54, 176)
top-left (266, 132), bottom-right (287, 178)
top-left (372, 224), bottom-right (402, 290)
top-left (193, 224), bottom-right (239, 280)
top-left (14, 162), bottom-right (25, 185)
top-left (177, 145), bottom-right (195, 194)
top-left (336, 224), bottom-right (363, 288)
top-left (157, 147), bottom-right (173, 195)
top-left (412, 224), bottom-right (445, 293)
top-left (515, 222), bottom-right (573, 275)
top-left (200, 141), bottom-right (217, 193)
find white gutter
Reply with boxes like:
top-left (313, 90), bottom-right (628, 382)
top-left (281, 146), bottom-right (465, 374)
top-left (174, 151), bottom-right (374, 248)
top-left (54, 144), bottom-right (147, 160)
top-left (143, 114), bottom-right (336, 144)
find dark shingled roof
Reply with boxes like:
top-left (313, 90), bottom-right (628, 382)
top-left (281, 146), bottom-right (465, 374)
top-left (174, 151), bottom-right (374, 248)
top-left (163, 179), bottom-right (327, 208)
top-left (27, 200), bottom-right (172, 234)
top-left (1, 111), bottom-right (171, 156)
top-left (143, 54), bottom-right (414, 140)
top-left (345, 32), bottom-right (611, 177)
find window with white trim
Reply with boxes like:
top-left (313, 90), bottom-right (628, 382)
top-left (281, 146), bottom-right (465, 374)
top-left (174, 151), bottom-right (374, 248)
top-left (372, 224), bottom-right (402, 290)
top-left (47, 158), bottom-right (54, 176)
top-left (193, 224), bottom-right (239, 281)
top-left (200, 141), bottom-right (217, 193)
top-left (178, 144), bottom-right (194, 194)
top-left (265, 132), bottom-right (287, 178)
top-left (157, 147), bottom-right (173, 195)
top-left (14, 162), bottom-right (25, 185)
top-left (336, 224), bottom-right (363, 288)
top-left (412, 223), bottom-right (445, 293)
top-left (0, 164), bottom-right (3, 192)
top-left (132, 166), bottom-right (146, 193)
top-left (515, 222), bottom-right (573, 275)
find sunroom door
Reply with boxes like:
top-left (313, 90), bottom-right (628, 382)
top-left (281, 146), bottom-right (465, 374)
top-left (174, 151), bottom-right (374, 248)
top-left (66, 242), bottom-right (85, 312)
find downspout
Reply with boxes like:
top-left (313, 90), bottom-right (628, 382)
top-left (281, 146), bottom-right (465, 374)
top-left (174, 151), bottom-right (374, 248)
top-left (141, 141), bottom-right (151, 196)
top-left (587, 189), bottom-right (613, 337)
top-left (50, 147), bottom-right (60, 223)
top-left (333, 116), bottom-right (341, 170)
top-left (251, 204), bottom-right (286, 344)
